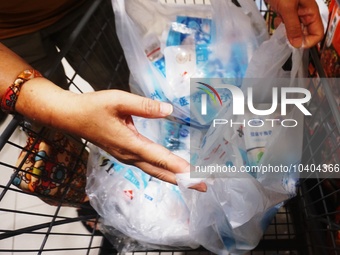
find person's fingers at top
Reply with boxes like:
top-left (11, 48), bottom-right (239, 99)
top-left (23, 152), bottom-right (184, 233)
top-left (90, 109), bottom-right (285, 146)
top-left (113, 91), bottom-right (173, 118)
top-left (135, 161), bottom-right (179, 185)
top-left (277, 1), bottom-right (304, 47)
top-left (135, 161), bottom-right (207, 192)
top-left (130, 131), bottom-right (190, 172)
top-left (298, 1), bottom-right (324, 48)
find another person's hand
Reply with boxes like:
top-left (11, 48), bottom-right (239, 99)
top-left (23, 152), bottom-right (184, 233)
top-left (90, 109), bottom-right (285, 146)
top-left (266, 0), bottom-right (324, 48)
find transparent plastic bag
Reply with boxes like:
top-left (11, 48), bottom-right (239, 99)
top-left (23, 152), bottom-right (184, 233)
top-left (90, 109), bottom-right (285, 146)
top-left (86, 145), bottom-right (198, 251)
top-left (243, 23), bottom-right (308, 102)
top-left (86, 117), bottom-right (203, 251)
top-left (177, 106), bottom-right (303, 255)
top-left (176, 25), bottom-right (306, 255)
top-left (88, 3), bottom-right (307, 254)
top-left (112, 0), bottom-right (268, 126)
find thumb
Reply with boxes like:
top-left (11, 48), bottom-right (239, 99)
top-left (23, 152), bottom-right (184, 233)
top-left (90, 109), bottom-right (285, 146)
top-left (115, 91), bottom-right (173, 118)
top-left (280, 10), bottom-right (303, 47)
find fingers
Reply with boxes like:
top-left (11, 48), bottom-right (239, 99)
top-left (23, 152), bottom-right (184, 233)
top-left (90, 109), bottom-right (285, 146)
top-left (131, 134), bottom-right (208, 191)
top-left (189, 182), bottom-right (208, 192)
top-left (114, 91), bottom-right (173, 118)
top-left (283, 18), bottom-right (304, 48)
top-left (276, 1), bottom-right (304, 47)
top-left (135, 137), bottom-right (191, 175)
top-left (298, 2), bottom-right (324, 48)
top-left (274, 0), bottom-right (324, 48)
top-left (135, 160), bottom-right (183, 185)
top-left (104, 121), bottom-right (207, 191)
top-left (135, 160), bottom-right (207, 192)
top-left (267, 0), bottom-right (324, 48)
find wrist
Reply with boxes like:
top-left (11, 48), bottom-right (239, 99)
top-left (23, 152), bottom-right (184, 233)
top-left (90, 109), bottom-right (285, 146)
top-left (15, 77), bottom-right (80, 131)
top-left (1, 69), bottom-right (43, 114)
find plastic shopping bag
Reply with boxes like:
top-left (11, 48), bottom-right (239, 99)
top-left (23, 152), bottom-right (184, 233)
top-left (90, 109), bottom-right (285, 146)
top-left (177, 106), bottom-right (303, 254)
top-left (86, 117), bottom-right (203, 251)
top-left (112, 0), bottom-right (268, 126)
top-left (243, 23), bottom-right (308, 102)
top-left (86, 146), bottom-right (198, 250)
top-left (86, 2), bottom-right (307, 254)
top-left (175, 25), bottom-right (306, 255)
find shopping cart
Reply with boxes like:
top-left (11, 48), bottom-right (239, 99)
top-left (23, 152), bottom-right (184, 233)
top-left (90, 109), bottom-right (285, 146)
top-left (0, 0), bottom-right (128, 254)
top-left (0, 0), bottom-right (339, 254)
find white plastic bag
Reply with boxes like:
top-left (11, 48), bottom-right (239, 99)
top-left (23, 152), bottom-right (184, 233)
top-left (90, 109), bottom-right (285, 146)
top-left (112, 0), bottom-right (268, 126)
top-left (86, 146), bottom-right (198, 250)
top-left (243, 23), bottom-right (308, 102)
top-left (87, 3), bottom-right (307, 254)
top-left (177, 107), bottom-right (303, 254)
top-left (86, 117), bottom-right (203, 251)
top-left (176, 25), bottom-right (306, 255)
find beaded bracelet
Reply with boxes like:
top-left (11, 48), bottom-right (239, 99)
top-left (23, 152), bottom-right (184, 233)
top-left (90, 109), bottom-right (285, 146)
top-left (1, 69), bottom-right (43, 114)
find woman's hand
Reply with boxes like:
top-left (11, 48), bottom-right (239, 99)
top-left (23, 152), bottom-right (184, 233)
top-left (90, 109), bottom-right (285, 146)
top-left (1, 43), bottom-right (206, 191)
top-left (20, 85), bottom-right (207, 191)
top-left (71, 90), bottom-right (194, 186)
top-left (266, 0), bottom-right (324, 48)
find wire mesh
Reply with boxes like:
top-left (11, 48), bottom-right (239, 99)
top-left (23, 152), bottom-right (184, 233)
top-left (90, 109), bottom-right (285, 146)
top-left (0, 0), bottom-right (125, 254)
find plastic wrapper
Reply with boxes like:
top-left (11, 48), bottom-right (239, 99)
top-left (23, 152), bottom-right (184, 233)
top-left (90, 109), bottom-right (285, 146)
top-left (112, 0), bottom-right (268, 126)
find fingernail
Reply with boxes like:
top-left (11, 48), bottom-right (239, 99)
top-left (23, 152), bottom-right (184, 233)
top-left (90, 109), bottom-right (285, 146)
top-left (189, 182), bottom-right (207, 192)
top-left (160, 103), bottom-right (173, 116)
top-left (289, 37), bottom-right (303, 48)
